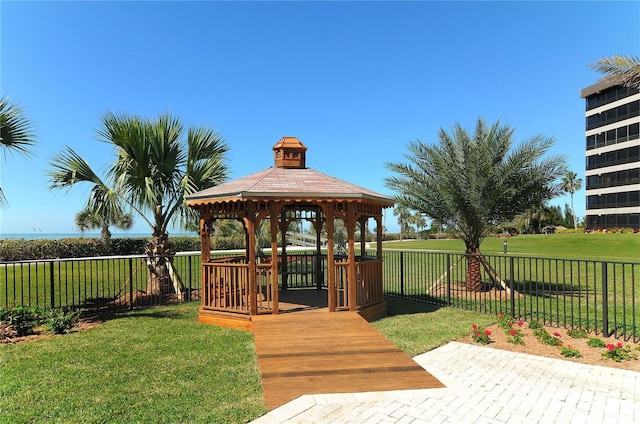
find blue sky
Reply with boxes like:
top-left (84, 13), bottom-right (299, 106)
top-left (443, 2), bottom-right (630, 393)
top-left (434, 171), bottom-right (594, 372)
top-left (1, 1), bottom-right (638, 236)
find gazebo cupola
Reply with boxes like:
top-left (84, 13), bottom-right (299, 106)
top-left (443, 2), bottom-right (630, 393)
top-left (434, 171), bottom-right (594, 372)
top-left (273, 136), bottom-right (307, 169)
top-left (186, 137), bottom-right (395, 330)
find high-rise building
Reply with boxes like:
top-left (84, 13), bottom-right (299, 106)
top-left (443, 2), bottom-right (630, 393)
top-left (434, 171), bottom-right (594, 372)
top-left (581, 80), bottom-right (640, 230)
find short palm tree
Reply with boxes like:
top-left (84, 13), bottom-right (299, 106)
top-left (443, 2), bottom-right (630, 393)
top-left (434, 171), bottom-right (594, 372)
top-left (589, 55), bottom-right (640, 89)
top-left (49, 112), bottom-right (229, 296)
top-left (386, 118), bottom-right (566, 291)
top-left (0, 96), bottom-right (36, 205)
top-left (560, 171), bottom-right (582, 229)
top-left (75, 207), bottom-right (134, 249)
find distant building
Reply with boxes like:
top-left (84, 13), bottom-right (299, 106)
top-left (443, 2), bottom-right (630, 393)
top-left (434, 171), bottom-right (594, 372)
top-left (581, 80), bottom-right (640, 229)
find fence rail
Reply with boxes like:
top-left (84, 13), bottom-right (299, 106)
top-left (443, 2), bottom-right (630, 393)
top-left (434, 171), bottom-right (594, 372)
top-left (1, 250), bottom-right (638, 342)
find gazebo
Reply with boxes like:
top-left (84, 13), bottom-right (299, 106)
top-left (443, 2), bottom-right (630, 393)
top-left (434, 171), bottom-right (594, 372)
top-left (186, 137), bottom-right (395, 330)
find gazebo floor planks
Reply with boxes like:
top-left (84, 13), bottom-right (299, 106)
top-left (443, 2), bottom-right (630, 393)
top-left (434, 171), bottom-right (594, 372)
top-left (252, 310), bottom-right (445, 411)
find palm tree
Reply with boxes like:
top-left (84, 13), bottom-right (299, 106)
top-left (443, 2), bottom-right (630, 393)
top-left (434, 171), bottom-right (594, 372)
top-left (49, 112), bottom-right (229, 296)
top-left (410, 212), bottom-right (426, 239)
top-left (589, 55), bottom-right (640, 89)
top-left (0, 96), bottom-right (36, 205)
top-left (386, 118), bottom-right (566, 291)
top-left (560, 171), bottom-right (582, 229)
top-left (393, 204), bottom-right (412, 241)
top-left (75, 207), bottom-right (134, 249)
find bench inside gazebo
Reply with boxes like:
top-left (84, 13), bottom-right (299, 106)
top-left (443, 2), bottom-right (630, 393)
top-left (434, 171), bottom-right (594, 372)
top-left (186, 137), bottom-right (395, 330)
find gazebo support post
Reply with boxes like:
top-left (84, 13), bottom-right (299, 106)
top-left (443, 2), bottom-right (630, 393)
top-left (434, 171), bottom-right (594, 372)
top-left (326, 203), bottom-right (336, 312)
top-left (346, 202), bottom-right (357, 311)
top-left (245, 202), bottom-right (258, 315)
top-left (313, 212), bottom-right (323, 290)
top-left (376, 216), bottom-right (383, 260)
top-left (279, 216), bottom-right (288, 291)
top-left (270, 201), bottom-right (279, 314)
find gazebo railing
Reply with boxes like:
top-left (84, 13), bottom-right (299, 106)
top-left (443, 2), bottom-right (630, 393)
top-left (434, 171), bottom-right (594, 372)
top-left (203, 260), bottom-right (250, 313)
top-left (202, 253), bottom-right (384, 314)
top-left (334, 262), bottom-right (349, 310)
top-left (202, 257), bottom-right (275, 314)
top-left (356, 258), bottom-right (384, 307)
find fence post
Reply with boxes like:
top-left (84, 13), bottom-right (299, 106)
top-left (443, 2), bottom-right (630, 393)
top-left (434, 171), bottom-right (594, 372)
top-left (509, 256), bottom-right (515, 318)
top-left (601, 262), bottom-right (609, 336)
top-left (187, 255), bottom-right (192, 301)
top-left (446, 254), bottom-right (451, 306)
top-left (399, 251), bottom-right (405, 298)
top-left (49, 261), bottom-right (55, 309)
top-left (129, 258), bottom-right (134, 311)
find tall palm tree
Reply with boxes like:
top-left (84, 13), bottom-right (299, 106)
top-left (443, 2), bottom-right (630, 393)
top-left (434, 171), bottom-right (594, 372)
top-left (0, 96), bottom-right (36, 205)
top-left (589, 55), bottom-right (640, 89)
top-left (560, 171), bottom-right (582, 229)
top-left (49, 112), bottom-right (229, 296)
top-left (386, 118), bottom-right (566, 291)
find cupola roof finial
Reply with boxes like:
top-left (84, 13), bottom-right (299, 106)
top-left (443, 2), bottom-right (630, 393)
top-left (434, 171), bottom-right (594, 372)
top-left (272, 136), bottom-right (307, 169)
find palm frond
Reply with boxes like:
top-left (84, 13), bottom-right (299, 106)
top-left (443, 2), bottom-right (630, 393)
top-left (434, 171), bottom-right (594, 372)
top-left (0, 96), bottom-right (36, 158)
top-left (589, 55), bottom-right (640, 88)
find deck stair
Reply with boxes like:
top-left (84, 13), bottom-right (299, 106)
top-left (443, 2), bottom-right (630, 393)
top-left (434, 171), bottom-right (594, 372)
top-left (252, 310), bottom-right (444, 410)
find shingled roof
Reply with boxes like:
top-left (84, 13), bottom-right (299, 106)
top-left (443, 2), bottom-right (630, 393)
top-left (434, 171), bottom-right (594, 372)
top-left (186, 137), bottom-right (394, 206)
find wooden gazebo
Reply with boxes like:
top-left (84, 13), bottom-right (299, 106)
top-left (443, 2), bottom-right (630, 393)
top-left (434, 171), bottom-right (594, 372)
top-left (186, 137), bottom-right (394, 330)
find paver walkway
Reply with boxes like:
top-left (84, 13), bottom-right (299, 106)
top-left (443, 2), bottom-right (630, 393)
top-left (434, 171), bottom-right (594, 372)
top-left (252, 310), bottom-right (444, 410)
top-left (252, 341), bottom-right (640, 423)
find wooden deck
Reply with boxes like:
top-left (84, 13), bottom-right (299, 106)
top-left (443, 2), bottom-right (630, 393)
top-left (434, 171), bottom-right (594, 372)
top-left (252, 310), bottom-right (445, 410)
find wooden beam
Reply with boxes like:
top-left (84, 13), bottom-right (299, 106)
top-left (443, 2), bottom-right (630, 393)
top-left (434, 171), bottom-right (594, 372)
top-left (346, 202), bottom-right (357, 311)
top-left (270, 201), bottom-right (279, 314)
top-left (325, 203), bottom-right (336, 312)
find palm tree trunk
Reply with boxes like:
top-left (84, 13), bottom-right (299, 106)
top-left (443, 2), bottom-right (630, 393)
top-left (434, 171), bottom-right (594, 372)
top-left (571, 193), bottom-right (577, 229)
top-left (145, 232), bottom-right (178, 297)
top-left (466, 248), bottom-right (483, 291)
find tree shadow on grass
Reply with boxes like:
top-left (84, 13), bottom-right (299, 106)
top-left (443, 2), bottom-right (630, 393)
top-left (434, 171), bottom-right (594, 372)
top-left (383, 295), bottom-right (445, 317)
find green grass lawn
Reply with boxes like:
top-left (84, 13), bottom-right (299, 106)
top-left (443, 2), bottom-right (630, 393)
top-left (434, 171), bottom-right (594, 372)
top-left (1, 300), bottom-right (498, 423)
top-left (384, 233), bottom-right (640, 262)
top-left (0, 302), bottom-right (266, 424)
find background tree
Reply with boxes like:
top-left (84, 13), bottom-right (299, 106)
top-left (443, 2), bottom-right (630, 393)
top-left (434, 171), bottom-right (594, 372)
top-left (49, 112), bottom-right (228, 297)
top-left (589, 55), bottom-right (640, 89)
top-left (409, 212), bottom-right (426, 239)
top-left (393, 204), bottom-right (412, 241)
top-left (75, 207), bottom-right (134, 249)
top-left (0, 96), bottom-right (36, 205)
top-left (386, 118), bottom-right (566, 291)
top-left (560, 171), bottom-right (582, 229)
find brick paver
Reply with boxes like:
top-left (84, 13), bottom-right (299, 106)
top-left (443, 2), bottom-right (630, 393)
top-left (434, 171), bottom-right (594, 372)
top-left (251, 342), bottom-right (640, 424)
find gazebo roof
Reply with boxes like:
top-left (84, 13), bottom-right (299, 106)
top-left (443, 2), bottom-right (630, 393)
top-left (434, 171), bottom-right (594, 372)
top-left (186, 137), bottom-right (394, 206)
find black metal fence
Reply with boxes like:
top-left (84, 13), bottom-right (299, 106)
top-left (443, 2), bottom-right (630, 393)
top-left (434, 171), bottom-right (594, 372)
top-left (1, 250), bottom-right (638, 342)
top-left (383, 250), bottom-right (639, 342)
top-left (0, 252), bottom-right (205, 316)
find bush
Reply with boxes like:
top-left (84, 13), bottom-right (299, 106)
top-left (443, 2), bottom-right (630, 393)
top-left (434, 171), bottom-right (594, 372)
top-left (44, 309), bottom-right (80, 335)
top-left (567, 328), bottom-right (589, 338)
top-left (1, 306), bottom-right (43, 336)
top-left (588, 337), bottom-right (606, 348)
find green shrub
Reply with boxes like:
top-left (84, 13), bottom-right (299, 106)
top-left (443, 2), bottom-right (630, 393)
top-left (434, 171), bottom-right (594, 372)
top-left (44, 309), bottom-right (80, 335)
top-left (588, 337), bottom-right (606, 348)
top-left (3, 306), bottom-right (43, 336)
top-left (528, 320), bottom-right (543, 329)
top-left (533, 328), bottom-right (562, 346)
top-left (567, 328), bottom-right (589, 338)
top-left (560, 345), bottom-right (582, 358)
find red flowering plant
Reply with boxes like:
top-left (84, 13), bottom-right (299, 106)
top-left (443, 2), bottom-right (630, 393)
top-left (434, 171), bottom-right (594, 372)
top-left (497, 314), bottom-right (525, 345)
top-left (603, 342), bottom-right (638, 362)
top-left (471, 324), bottom-right (492, 345)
